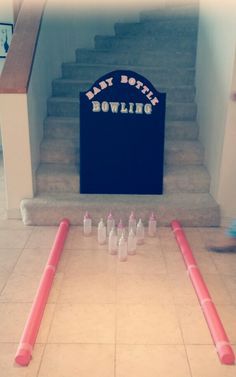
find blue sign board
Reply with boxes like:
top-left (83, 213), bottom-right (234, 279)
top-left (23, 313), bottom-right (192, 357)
top-left (80, 70), bottom-right (166, 194)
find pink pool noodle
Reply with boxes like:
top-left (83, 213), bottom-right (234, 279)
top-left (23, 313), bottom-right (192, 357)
top-left (14, 219), bottom-right (70, 366)
top-left (171, 220), bottom-right (235, 365)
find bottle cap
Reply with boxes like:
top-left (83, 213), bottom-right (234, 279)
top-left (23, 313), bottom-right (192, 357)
top-left (129, 211), bottom-right (136, 219)
top-left (107, 212), bottom-right (113, 220)
top-left (149, 212), bottom-right (156, 220)
top-left (84, 211), bottom-right (91, 219)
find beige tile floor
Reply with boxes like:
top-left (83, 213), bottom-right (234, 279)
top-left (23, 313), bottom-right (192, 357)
top-left (0, 153), bottom-right (236, 376)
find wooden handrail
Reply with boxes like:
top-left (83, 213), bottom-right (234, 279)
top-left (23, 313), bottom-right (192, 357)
top-left (0, 0), bottom-right (46, 93)
top-left (13, 0), bottom-right (24, 24)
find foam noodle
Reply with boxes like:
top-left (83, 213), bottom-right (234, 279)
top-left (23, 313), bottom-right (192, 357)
top-left (14, 219), bottom-right (70, 366)
top-left (171, 220), bottom-right (235, 365)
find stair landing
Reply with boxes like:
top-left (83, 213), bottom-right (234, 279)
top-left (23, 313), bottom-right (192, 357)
top-left (21, 192), bottom-right (219, 227)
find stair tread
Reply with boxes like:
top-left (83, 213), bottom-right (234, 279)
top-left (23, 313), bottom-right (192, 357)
top-left (77, 47), bottom-right (195, 54)
top-left (45, 116), bottom-right (80, 123)
top-left (53, 78), bottom-right (195, 87)
top-left (41, 137), bottom-right (202, 149)
top-left (164, 164), bottom-right (208, 174)
top-left (22, 192), bottom-right (216, 206)
top-left (47, 97), bottom-right (195, 105)
top-left (62, 62), bottom-right (195, 72)
top-left (37, 163), bottom-right (78, 175)
top-left (37, 163), bottom-right (207, 176)
top-left (41, 138), bottom-right (76, 148)
top-left (165, 140), bottom-right (203, 149)
top-left (45, 116), bottom-right (197, 126)
top-left (95, 34), bottom-right (196, 40)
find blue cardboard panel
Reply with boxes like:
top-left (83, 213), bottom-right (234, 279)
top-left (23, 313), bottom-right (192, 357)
top-left (80, 70), bottom-right (166, 194)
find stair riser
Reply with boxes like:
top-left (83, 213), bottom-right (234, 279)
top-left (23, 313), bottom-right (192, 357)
top-left (62, 65), bottom-right (195, 86)
top-left (40, 147), bottom-right (202, 167)
top-left (140, 7), bottom-right (198, 22)
top-left (52, 81), bottom-right (195, 103)
top-left (166, 103), bottom-right (197, 121)
top-left (36, 176), bottom-right (80, 193)
top-left (40, 148), bottom-right (79, 165)
top-left (114, 20), bottom-right (198, 38)
top-left (164, 174), bottom-right (209, 193)
top-left (164, 149), bottom-right (203, 166)
top-left (76, 50), bottom-right (196, 68)
top-left (165, 124), bottom-right (198, 140)
top-left (21, 200), bottom-right (219, 227)
top-left (47, 100), bottom-right (196, 121)
top-left (44, 119), bottom-right (198, 141)
top-left (36, 171), bottom-right (209, 194)
top-left (44, 123), bottom-right (79, 140)
top-left (94, 36), bottom-right (196, 52)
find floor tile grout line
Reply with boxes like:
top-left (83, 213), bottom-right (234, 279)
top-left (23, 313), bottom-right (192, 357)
top-left (0, 245), bottom-right (28, 296)
top-left (35, 263), bottom-right (68, 376)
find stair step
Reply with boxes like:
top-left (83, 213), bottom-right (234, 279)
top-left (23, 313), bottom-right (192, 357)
top-left (47, 97), bottom-right (197, 121)
top-left (36, 162), bottom-right (209, 195)
top-left (40, 138), bottom-right (79, 164)
top-left (62, 63), bottom-right (195, 86)
top-left (165, 140), bottom-right (203, 165)
top-left (94, 35), bottom-right (196, 53)
top-left (75, 49), bottom-right (196, 68)
top-left (165, 121), bottom-right (198, 140)
top-left (36, 163), bottom-right (80, 193)
top-left (114, 19), bottom-right (198, 38)
top-left (52, 79), bottom-right (196, 103)
top-left (44, 117), bottom-right (79, 139)
top-left (140, 3), bottom-right (198, 22)
top-left (40, 136), bottom-right (203, 166)
top-left (20, 192), bottom-right (220, 227)
top-left (44, 117), bottom-right (198, 141)
top-left (164, 165), bottom-right (210, 193)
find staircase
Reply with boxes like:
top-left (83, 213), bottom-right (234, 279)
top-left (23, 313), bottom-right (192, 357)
top-left (21, 4), bottom-right (220, 226)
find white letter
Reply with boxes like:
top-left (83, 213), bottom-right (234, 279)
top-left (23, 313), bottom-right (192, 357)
top-left (121, 75), bottom-right (128, 84)
top-left (99, 81), bottom-right (107, 90)
top-left (128, 102), bottom-right (134, 114)
top-left (135, 103), bottom-right (144, 114)
top-left (92, 101), bottom-right (101, 112)
top-left (120, 102), bottom-right (128, 113)
top-left (93, 86), bottom-right (101, 96)
top-left (128, 77), bottom-right (136, 86)
top-left (135, 80), bottom-right (143, 90)
top-left (151, 97), bottom-right (159, 106)
top-left (86, 91), bottom-right (94, 100)
top-left (110, 102), bottom-right (120, 113)
top-left (141, 85), bottom-right (149, 95)
top-left (144, 104), bottom-right (152, 115)
top-left (101, 101), bottom-right (109, 112)
top-left (146, 91), bottom-right (153, 100)
top-left (106, 77), bottom-right (114, 87)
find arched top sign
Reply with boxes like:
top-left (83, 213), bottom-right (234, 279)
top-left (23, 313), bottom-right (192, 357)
top-left (80, 70), bottom-right (166, 195)
top-left (83, 70), bottom-right (164, 117)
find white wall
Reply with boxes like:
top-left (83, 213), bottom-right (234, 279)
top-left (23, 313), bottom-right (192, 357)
top-left (0, 0), bottom-right (14, 74)
top-left (217, 49), bottom-right (236, 223)
top-left (0, 0), bottom-right (14, 151)
top-left (196, 0), bottom-right (236, 224)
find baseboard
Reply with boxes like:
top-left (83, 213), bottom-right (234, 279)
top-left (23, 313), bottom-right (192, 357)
top-left (221, 216), bottom-right (236, 228)
top-left (6, 208), bottom-right (22, 220)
